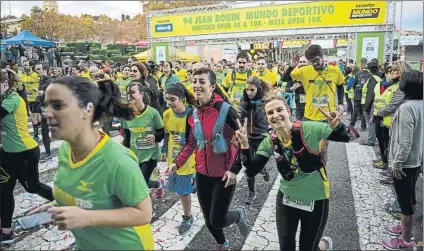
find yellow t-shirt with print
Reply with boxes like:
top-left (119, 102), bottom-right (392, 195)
top-left (20, 72), bottom-right (40, 102)
top-left (253, 69), bottom-right (278, 86)
top-left (290, 65), bottom-right (344, 121)
top-left (224, 70), bottom-right (251, 102)
top-left (81, 71), bottom-right (92, 80)
top-left (175, 68), bottom-right (188, 82)
top-left (163, 108), bottom-right (195, 176)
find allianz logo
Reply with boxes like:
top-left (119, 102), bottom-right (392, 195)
top-left (156, 24), bottom-right (173, 32)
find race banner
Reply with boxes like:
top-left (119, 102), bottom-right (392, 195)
top-left (151, 1), bottom-right (387, 38)
top-left (281, 40), bottom-right (310, 48)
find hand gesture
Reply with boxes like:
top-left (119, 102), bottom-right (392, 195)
top-left (28, 202), bottom-right (55, 215)
top-left (48, 206), bottom-right (91, 230)
top-left (290, 54), bottom-right (300, 68)
top-left (317, 102), bottom-right (340, 129)
top-left (292, 82), bottom-right (301, 91)
top-left (145, 134), bottom-right (155, 144)
top-left (165, 163), bottom-right (177, 176)
top-left (235, 118), bottom-right (249, 149)
top-left (222, 171), bottom-right (237, 188)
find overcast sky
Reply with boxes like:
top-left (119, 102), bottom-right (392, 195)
top-left (1, 1), bottom-right (423, 32)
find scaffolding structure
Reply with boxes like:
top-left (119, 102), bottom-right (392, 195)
top-left (146, 1), bottom-right (396, 62)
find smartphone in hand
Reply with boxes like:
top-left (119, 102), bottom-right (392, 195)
top-left (17, 212), bottom-right (53, 229)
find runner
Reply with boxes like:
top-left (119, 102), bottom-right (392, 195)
top-left (224, 52), bottom-right (252, 104)
top-left (159, 61), bottom-right (180, 89)
top-left (27, 76), bottom-right (154, 250)
top-left (166, 68), bottom-right (250, 250)
top-left (281, 56), bottom-right (308, 121)
top-left (122, 82), bottom-right (166, 199)
top-left (235, 94), bottom-right (359, 251)
top-left (162, 83), bottom-right (197, 235)
top-left (382, 70), bottom-right (423, 250)
top-left (239, 76), bottom-right (271, 205)
top-left (174, 61), bottom-right (189, 84)
top-left (372, 61), bottom-right (412, 170)
top-left (35, 63), bottom-right (55, 162)
top-left (130, 62), bottom-right (162, 114)
top-left (253, 56), bottom-right (277, 86)
top-left (116, 64), bottom-right (132, 101)
top-left (0, 69), bottom-right (54, 243)
top-left (20, 61), bottom-right (41, 141)
top-left (290, 45), bottom-right (344, 163)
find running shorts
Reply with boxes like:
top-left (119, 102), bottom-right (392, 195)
top-left (167, 173), bottom-right (195, 196)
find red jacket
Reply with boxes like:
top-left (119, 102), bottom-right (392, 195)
top-left (175, 94), bottom-right (242, 177)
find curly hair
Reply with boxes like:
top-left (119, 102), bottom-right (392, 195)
top-left (305, 45), bottom-right (324, 61)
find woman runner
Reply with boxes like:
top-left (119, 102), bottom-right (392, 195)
top-left (123, 82), bottom-right (166, 199)
top-left (162, 83), bottom-right (197, 235)
top-left (166, 68), bottom-right (250, 250)
top-left (29, 76), bottom-right (154, 250)
top-left (235, 94), bottom-right (359, 251)
top-left (0, 69), bottom-right (54, 243)
top-left (239, 76), bottom-right (271, 205)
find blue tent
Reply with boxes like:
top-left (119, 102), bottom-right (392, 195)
top-left (4, 30), bottom-right (53, 47)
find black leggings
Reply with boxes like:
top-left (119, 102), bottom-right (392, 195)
top-left (41, 117), bottom-right (51, 155)
top-left (393, 167), bottom-right (421, 216)
top-left (196, 172), bottom-right (240, 244)
top-left (247, 137), bottom-right (264, 193)
top-left (0, 147), bottom-right (54, 228)
top-left (375, 117), bottom-right (390, 164)
top-left (139, 159), bottom-right (159, 189)
top-left (276, 191), bottom-right (329, 251)
top-left (350, 101), bottom-right (367, 130)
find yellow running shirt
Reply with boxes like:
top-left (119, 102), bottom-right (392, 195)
top-left (290, 65), bottom-right (344, 121)
top-left (253, 69), bottom-right (277, 86)
top-left (162, 108), bottom-right (195, 175)
top-left (20, 72), bottom-right (40, 102)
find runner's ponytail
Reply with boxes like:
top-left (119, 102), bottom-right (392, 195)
top-left (52, 76), bottom-right (134, 123)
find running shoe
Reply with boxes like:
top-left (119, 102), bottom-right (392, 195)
top-left (40, 154), bottom-right (52, 163)
top-left (381, 237), bottom-right (414, 250)
top-left (245, 191), bottom-right (256, 205)
top-left (385, 225), bottom-right (402, 236)
top-left (373, 160), bottom-right (388, 170)
top-left (154, 178), bottom-right (166, 199)
top-left (320, 236), bottom-right (333, 251)
top-left (0, 230), bottom-right (14, 244)
top-left (235, 206), bottom-right (250, 237)
top-left (384, 202), bottom-right (402, 220)
top-left (33, 135), bottom-right (41, 142)
top-left (178, 215), bottom-right (193, 235)
top-left (217, 240), bottom-right (229, 251)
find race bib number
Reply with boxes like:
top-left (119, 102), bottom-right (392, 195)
top-left (311, 94), bottom-right (329, 107)
top-left (134, 136), bottom-right (155, 150)
top-left (299, 94), bottom-right (306, 104)
top-left (282, 195), bottom-right (315, 212)
top-left (233, 91), bottom-right (243, 101)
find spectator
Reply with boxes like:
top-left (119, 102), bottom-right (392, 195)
top-left (382, 70), bottom-right (423, 250)
top-left (46, 48), bottom-right (54, 68)
top-left (54, 48), bottom-right (61, 67)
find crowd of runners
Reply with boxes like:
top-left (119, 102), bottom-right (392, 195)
top-left (0, 43), bottom-right (422, 250)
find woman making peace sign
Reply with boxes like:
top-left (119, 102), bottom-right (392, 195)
top-left (235, 93), bottom-right (359, 251)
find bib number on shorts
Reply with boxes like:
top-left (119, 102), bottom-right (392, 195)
top-left (134, 137), bottom-right (155, 150)
top-left (312, 94), bottom-right (329, 107)
top-left (282, 195), bottom-right (315, 212)
top-left (299, 94), bottom-right (306, 104)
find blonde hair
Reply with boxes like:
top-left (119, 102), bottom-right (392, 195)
top-left (263, 90), bottom-right (291, 113)
top-left (392, 61), bottom-right (413, 76)
top-left (0, 69), bottom-right (22, 92)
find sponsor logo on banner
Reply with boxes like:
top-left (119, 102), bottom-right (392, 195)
top-left (253, 43), bottom-right (274, 50)
top-left (155, 24), bottom-right (173, 32)
top-left (350, 8), bottom-right (380, 19)
top-left (281, 40), bottom-right (310, 48)
top-left (336, 39), bottom-right (354, 47)
top-left (151, 1), bottom-right (387, 38)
